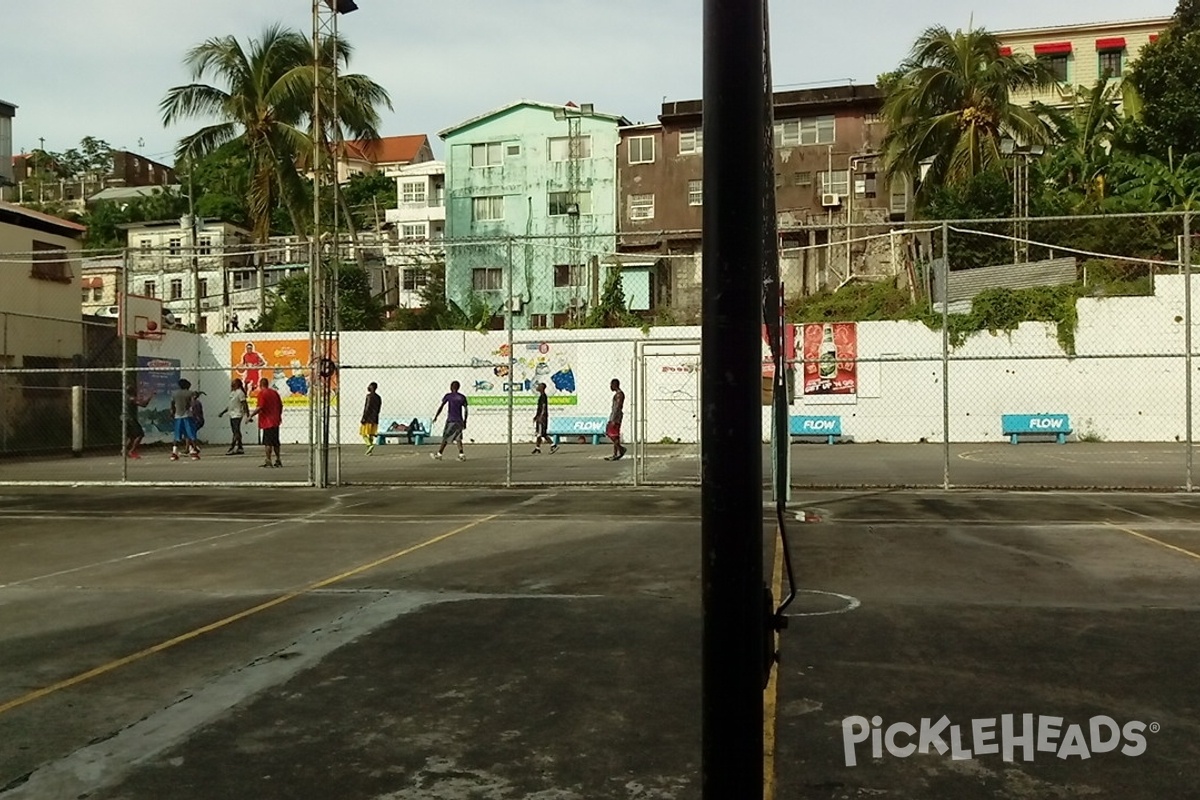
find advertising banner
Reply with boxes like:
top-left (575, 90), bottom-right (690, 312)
top-left (135, 356), bottom-right (181, 443)
top-left (231, 338), bottom-right (338, 407)
top-left (468, 341), bottom-right (578, 407)
top-left (802, 322), bottom-right (858, 396)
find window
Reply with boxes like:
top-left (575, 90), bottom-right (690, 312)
top-left (548, 191), bottom-right (592, 216)
top-left (687, 179), bottom-right (703, 206)
top-left (506, 143), bottom-right (521, 157)
top-left (548, 136), bottom-right (592, 161)
top-left (628, 136), bottom-right (655, 164)
top-left (1041, 54), bottom-right (1069, 82)
top-left (472, 196), bottom-right (504, 222)
top-left (198, 278), bottom-right (209, 300)
top-left (530, 314), bottom-right (550, 329)
top-left (773, 115), bottom-right (835, 147)
top-left (854, 172), bottom-right (879, 199)
top-left (30, 241), bottom-right (71, 283)
top-left (401, 223), bottom-right (427, 242)
top-left (820, 170), bottom-right (850, 196)
top-left (170, 278), bottom-right (184, 300)
top-left (140, 239), bottom-right (152, 251)
top-left (198, 236), bottom-right (212, 256)
top-left (1099, 50), bottom-right (1123, 78)
top-left (471, 142), bottom-right (503, 167)
top-left (233, 271), bottom-right (257, 291)
top-left (402, 268), bottom-right (430, 291)
top-left (168, 237), bottom-right (182, 256)
top-left (890, 177), bottom-right (910, 216)
top-left (553, 264), bottom-right (586, 287)
top-left (143, 281), bottom-right (157, 297)
top-left (92, 287), bottom-right (103, 301)
top-left (679, 128), bottom-right (703, 154)
top-left (471, 267), bottom-right (503, 291)
top-left (400, 180), bottom-right (427, 204)
top-left (628, 193), bottom-right (655, 221)
top-left (794, 171), bottom-right (813, 187)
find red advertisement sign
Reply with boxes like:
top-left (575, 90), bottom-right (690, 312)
top-left (802, 322), bottom-right (858, 395)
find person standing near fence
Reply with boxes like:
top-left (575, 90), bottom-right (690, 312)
top-left (431, 380), bottom-right (469, 462)
top-left (248, 377), bottom-right (284, 468)
top-left (605, 378), bottom-right (627, 462)
top-left (218, 378), bottom-right (248, 455)
top-left (361, 382), bottom-right (382, 455)
top-left (170, 379), bottom-right (200, 461)
top-left (532, 382), bottom-right (556, 454)
top-left (125, 383), bottom-right (151, 460)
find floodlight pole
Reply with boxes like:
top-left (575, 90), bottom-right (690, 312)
top-left (701, 0), bottom-right (769, 796)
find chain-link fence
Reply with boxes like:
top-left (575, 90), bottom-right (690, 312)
top-left (2, 215), bottom-right (1199, 489)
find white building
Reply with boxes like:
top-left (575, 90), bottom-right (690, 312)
top-left (384, 159), bottom-right (445, 309)
top-left (0, 99), bottom-right (15, 186)
top-left (115, 218), bottom-right (286, 333)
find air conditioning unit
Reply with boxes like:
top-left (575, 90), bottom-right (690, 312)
top-left (510, 296), bottom-right (524, 313)
top-left (821, 193), bottom-right (842, 208)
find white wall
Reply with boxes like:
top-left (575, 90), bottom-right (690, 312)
top-left (140, 274), bottom-right (1200, 446)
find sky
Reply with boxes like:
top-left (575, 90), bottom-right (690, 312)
top-left (1, 0), bottom-right (1177, 168)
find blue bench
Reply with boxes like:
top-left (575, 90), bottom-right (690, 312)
top-left (1002, 413), bottom-right (1071, 444)
top-left (376, 418), bottom-right (435, 446)
top-left (548, 416), bottom-right (609, 446)
top-left (789, 415), bottom-right (842, 445)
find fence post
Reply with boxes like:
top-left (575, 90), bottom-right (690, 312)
top-left (942, 221), bottom-right (951, 490)
top-left (506, 236), bottom-right (514, 488)
top-left (120, 248), bottom-right (129, 482)
top-left (71, 385), bottom-right (84, 457)
top-left (1185, 212), bottom-right (1193, 492)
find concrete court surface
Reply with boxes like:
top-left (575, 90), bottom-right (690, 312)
top-left (0, 487), bottom-right (1198, 799)
top-left (2, 441), bottom-right (1200, 489)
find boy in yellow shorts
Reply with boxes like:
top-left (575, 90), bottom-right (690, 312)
top-left (360, 382), bottom-right (382, 454)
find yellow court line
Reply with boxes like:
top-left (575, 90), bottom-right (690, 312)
top-left (1105, 522), bottom-right (1200, 563)
top-left (764, 524), bottom-right (785, 800)
top-left (0, 514), bottom-right (500, 718)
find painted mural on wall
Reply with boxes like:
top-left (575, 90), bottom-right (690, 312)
top-left (469, 341), bottom-right (578, 407)
top-left (230, 338), bottom-right (339, 407)
top-left (135, 355), bottom-right (181, 443)
top-left (802, 322), bottom-right (858, 396)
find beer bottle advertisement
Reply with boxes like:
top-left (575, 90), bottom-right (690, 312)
top-left (802, 322), bottom-right (858, 396)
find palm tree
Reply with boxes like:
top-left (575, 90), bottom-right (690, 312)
top-left (881, 25), bottom-right (1056, 204)
top-left (1034, 79), bottom-right (1130, 209)
top-left (160, 24), bottom-right (392, 242)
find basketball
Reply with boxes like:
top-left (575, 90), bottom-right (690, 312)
top-left (146, 320), bottom-right (158, 331)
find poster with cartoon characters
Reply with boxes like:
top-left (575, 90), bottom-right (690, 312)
top-left (468, 342), bottom-right (578, 406)
top-left (231, 338), bottom-right (339, 407)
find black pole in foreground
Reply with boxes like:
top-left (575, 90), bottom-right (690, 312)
top-left (701, 0), bottom-right (769, 796)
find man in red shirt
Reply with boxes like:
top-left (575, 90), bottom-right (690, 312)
top-left (248, 377), bottom-right (284, 468)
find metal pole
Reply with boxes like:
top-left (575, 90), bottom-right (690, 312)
top-left (701, 0), bottom-right (766, 794)
top-left (1185, 212), bottom-right (1193, 492)
top-left (506, 236), bottom-right (514, 487)
top-left (188, 161), bottom-right (201, 332)
top-left (942, 221), bottom-right (951, 489)
top-left (120, 248), bottom-right (129, 482)
top-left (310, 0), bottom-right (324, 489)
top-left (71, 385), bottom-right (84, 457)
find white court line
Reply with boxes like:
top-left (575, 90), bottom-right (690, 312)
top-left (0, 490), bottom-right (373, 589)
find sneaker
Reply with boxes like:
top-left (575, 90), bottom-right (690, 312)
top-left (550, 444), bottom-right (558, 454)
top-left (431, 452), bottom-right (442, 461)
top-left (365, 445), bottom-right (375, 455)
top-left (273, 461), bottom-right (283, 468)
top-left (190, 453), bottom-right (201, 461)
top-left (532, 447), bottom-right (541, 455)
top-left (224, 449), bottom-right (235, 456)
top-left (615, 446), bottom-right (627, 461)
top-left (604, 455), bottom-right (616, 461)
top-left (127, 451), bottom-right (141, 460)
top-left (170, 453), bottom-right (179, 461)
top-left (457, 453), bottom-right (466, 461)
top-left (260, 462), bottom-right (273, 468)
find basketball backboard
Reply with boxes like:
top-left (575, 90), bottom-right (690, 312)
top-left (120, 293), bottom-right (164, 340)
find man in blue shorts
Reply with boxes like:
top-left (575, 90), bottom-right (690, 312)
top-left (431, 380), bottom-right (469, 462)
top-left (170, 378), bottom-right (200, 461)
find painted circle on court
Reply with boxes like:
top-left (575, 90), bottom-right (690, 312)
top-left (787, 589), bottom-right (860, 617)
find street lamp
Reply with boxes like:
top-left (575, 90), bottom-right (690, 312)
top-left (1001, 137), bottom-right (1045, 264)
